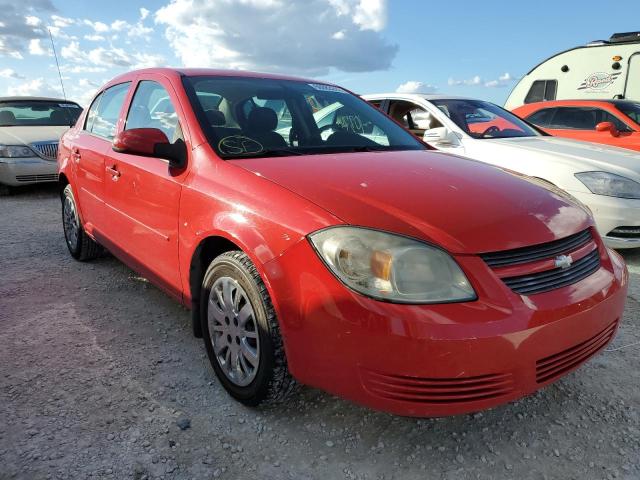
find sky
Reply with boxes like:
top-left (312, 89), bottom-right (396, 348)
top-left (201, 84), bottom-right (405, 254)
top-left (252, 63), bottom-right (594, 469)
top-left (1, 0), bottom-right (640, 107)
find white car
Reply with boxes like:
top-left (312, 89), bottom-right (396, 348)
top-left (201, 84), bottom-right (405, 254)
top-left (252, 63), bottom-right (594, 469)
top-left (364, 93), bottom-right (640, 249)
top-left (0, 97), bottom-right (82, 193)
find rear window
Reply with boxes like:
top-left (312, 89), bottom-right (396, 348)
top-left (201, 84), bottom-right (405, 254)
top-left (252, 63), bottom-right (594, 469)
top-left (0, 101), bottom-right (82, 127)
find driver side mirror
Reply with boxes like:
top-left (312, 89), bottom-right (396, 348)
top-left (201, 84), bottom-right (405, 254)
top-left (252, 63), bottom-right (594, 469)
top-left (423, 126), bottom-right (457, 145)
top-left (112, 128), bottom-right (187, 169)
top-left (595, 121), bottom-right (620, 138)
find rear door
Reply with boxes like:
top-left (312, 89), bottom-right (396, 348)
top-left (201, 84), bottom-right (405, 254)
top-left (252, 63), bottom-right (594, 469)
top-left (72, 83), bottom-right (131, 233)
top-left (625, 53), bottom-right (640, 101)
top-left (101, 76), bottom-right (189, 298)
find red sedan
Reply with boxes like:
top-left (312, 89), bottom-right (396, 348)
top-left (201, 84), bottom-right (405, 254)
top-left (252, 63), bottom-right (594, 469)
top-left (58, 68), bottom-right (628, 416)
top-left (513, 100), bottom-right (640, 151)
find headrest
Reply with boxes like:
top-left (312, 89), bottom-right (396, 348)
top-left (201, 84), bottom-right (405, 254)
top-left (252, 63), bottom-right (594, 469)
top-left (50, 110), bottom-right (68, 124)
top-left (0, 110), bottom-right (16, 125)
top-left (205, 109), bottom-right (226, 126)
top-left (247, 107), bottom-right (278, 133)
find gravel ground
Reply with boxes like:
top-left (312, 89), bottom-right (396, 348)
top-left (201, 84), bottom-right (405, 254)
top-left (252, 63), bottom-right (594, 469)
top-left (1, 185), bottom-right (639, 480)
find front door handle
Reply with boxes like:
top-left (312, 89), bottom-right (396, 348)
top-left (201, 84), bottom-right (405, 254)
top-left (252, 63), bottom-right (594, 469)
top-left (106, 165), bottom-right (121, 180)
top-left (72, 148), bottom-right (81, 164)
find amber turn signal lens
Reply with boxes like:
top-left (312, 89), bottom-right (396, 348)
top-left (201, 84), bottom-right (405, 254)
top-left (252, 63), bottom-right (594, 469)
top-left (371, 250), bottom-right (393, 281)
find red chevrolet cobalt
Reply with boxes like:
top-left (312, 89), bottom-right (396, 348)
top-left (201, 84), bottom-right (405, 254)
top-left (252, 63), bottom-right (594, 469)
top-left (58, 69), bottom-right (628, 416)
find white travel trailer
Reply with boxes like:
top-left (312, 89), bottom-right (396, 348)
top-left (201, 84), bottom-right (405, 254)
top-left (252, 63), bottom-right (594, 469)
top-left (505, 32), bottom-right (640, 109)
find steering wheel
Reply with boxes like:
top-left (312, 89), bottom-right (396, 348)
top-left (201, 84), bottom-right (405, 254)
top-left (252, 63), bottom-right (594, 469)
top-left (481, 125), bottom-right (501, 137)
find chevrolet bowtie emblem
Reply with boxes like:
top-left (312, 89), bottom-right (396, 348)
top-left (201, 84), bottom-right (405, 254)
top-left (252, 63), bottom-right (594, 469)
top-left (554, 255), bottom-right (573, 269)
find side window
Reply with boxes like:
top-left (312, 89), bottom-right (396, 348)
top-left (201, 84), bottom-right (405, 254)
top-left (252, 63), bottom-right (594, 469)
top-left (84, 92), bottom-right (103, 132)
top-left (526, 108), bottom-right (555, 127)
top-left (368, 100), bottom-right (383, 110)
top-left (525, 80), bottom-right (557, 104)
top-left (126, 81), bottom-right (181, 142)
top-left (597, 110), bottom-right (630, 132)
top-left (89, 82), bottom-right (131, 140)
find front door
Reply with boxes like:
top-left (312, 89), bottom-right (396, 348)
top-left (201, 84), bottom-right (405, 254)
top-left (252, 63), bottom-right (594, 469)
top-left (625, 53), bottom-right (640, 101)
top-left (101, 78), bottom-right (189, 299)
top-left (73, 83), bottom-right (131, 233)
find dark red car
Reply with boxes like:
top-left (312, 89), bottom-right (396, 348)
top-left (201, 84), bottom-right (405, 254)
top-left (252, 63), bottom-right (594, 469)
top-left (513, 100), bottom-right (640, 152)
top-left (58, 68), bottom-right (628, 416)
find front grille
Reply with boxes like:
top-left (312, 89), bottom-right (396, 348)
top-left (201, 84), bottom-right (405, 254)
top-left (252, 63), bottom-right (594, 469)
top-left (607, 226), bottom-right (640, 239)
top-left (536, 320), bottom-right (617, 383)
top-left (480, 229), bottom-right (592, 267)
top-left (30, 141), bottom-right (59, 161)
top-left (16, 173), bottom-right (58, 183)
top-left (502, 249), bottom-right (600, 295)
top-left (360, 369), bottom-right (515, 404)
top-left (480, 229), bottom-right (601, 295)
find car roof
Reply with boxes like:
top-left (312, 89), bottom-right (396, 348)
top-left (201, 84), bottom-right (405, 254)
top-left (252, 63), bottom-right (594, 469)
top-left (104, 67), bottom-right (336, 89)
top-left (0, 96), bottom-right (80, 104)
top-left (363, 93), bottom-right (482, 102)
top-left (514, 99), bottom-right (640, 110)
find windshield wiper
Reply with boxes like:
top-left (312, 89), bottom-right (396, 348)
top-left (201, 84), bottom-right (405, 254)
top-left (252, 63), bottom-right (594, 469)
top-left (224, 148), bottom-right (308, 159)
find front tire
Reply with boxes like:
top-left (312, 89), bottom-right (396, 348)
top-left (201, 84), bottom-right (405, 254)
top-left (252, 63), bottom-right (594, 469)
top-left (201, 251), bottom-right (296, 406)
top-left (62, 184), bottom-right (101, 261)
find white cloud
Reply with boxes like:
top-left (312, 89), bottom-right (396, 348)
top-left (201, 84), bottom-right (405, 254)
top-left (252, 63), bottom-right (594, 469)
top-left (61, 40), bottom-right (164, 69)
top-left (0, 0), bottom-right (54, 58)
top-left (155, 0), bottom-right (396, 75)
top-left (140, 7), bottom-right (150, 20)
top-left (51, 15), bottom-right (75, 28)
top-left (448, 72), bottom-right (515, 88)
top-left (0, 68), bottom-right (26, 80)
top-left (25, 16), bottom-right (42, 27)
top-left (6, 77), bottom-right (61, 97)
top-left (28, 38), bottom-right (49, 55)
top-left (396, 80), bottom-right (436, 94)
top-left (83, 19), bottom-right (110, 33)
top-left (84, 34), bottom-right (105, 41)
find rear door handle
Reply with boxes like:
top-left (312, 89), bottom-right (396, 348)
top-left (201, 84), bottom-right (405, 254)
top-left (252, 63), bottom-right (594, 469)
top-left (106, 165), bottom-right (121, 180)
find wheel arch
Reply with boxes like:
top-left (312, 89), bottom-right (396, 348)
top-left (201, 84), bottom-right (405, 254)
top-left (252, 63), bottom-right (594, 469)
top-left (58, 172), bottom-right (70, 199)
top-left (188, 233), bottom-right (285, 339)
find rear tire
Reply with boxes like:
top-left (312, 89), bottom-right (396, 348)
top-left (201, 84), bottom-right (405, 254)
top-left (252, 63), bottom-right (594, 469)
top-left (201, 251), bottom-right (297, 406)
top-left (0, 185), bottom-right (11, 196)
top-left (62, 184), bottom-right (101, 261)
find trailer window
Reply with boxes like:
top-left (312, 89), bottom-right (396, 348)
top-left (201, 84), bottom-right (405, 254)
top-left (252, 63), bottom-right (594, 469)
top-left (524, 80), bottom-right (557, 104)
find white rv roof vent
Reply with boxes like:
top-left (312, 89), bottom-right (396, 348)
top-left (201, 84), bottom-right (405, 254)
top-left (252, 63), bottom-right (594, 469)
top-left (609, 31), bottom-right (640, 43)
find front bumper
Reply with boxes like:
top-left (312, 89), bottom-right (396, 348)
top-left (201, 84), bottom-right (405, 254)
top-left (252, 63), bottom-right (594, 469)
top-left (265, 239), bottom-right (628, 417)
top-left (570, 190), bottom-right (640, 249)
top-left (0, 157), bottom-right (58, 186)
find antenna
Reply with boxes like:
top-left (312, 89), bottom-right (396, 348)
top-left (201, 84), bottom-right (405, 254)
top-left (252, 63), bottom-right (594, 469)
top-left (48, 28), bottom-right (67, 100)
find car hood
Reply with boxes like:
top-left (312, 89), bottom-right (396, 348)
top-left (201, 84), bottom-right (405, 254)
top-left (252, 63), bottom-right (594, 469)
top-left (233, 150), bottom-right (592, 254)
top-left (483, 136), bottom-right (640, 180)
top-left (0, 126), bottom-right (70, 145)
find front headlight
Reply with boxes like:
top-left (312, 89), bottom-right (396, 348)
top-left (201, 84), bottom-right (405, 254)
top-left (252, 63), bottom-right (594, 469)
top-left (575, 171), bottom-right (640, 199)
top-left (309, 226), bottom-right (476, 304)
top-left (0, 145), bottom-right (35, 158)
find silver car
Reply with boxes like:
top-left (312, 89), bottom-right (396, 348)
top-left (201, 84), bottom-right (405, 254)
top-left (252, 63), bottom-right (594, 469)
top-left (0, 97), bottom-right (82, 193)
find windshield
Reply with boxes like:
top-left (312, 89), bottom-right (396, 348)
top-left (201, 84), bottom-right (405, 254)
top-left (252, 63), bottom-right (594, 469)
top-left (616, 102), bottom-right (640, 125)
top-left (0, 101), bottom-right (82, 127)
top-left (183, 76), bottom-right (425, 158)
top-left (430, 99), bottom-right (540, 139)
